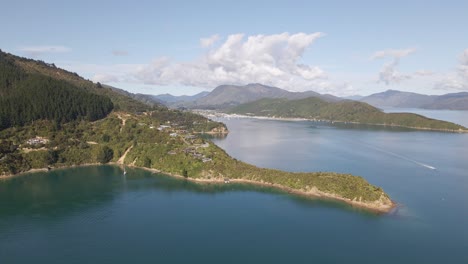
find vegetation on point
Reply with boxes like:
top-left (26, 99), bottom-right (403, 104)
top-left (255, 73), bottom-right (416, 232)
top-left (228, 97), bottom-right (467, 131)
top-left (0, 48), bottom-right (391, 206)
top-left (0, 112), bottom-right (389, 203)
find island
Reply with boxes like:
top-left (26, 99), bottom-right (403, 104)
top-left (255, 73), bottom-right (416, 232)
top-left (227, 97), bottom-right (468, 132)
top-left (0, 49), bottom-right (395, 213)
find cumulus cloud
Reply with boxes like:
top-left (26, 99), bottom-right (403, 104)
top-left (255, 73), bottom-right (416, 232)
top-left (18, 45), bottom-right (71, 57)
top-left (371, 48), bottom-right (416, 60)
top-left (372, 48), bottom-right (432, 85)
top-left (435, 49), bottom-right (468, 90)
top-left (414, 70), bottom-right (434, 76)
top-left (200, 35), bottom-right (219, 48)
top-left (458, 49), bottom-right (468, 80)
top-left (133, 32), bottom-right (328, 91)
top-left (112, 50), bottom-right (129, 56)
top-left (435, 75), bottom-right (466, 90)
top-left (378, 59), bottom-right (412, 85)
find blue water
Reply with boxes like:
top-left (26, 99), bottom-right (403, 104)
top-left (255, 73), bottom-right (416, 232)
top-left (1, 111), bottom-right (468, 263)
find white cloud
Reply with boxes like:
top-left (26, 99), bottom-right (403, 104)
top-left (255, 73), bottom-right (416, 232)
top-left (378, 59), bottom-right (412, 85)
top-left (414, 70), bottom-right (434, 76)
top-left (371, 48), bottom-right (416, 60)
top-left (435, 74), bottom-right (466, 90)
top-left (200, 34), bottom-right (219, 48)
top-left (372, 47), bottom-right (433, 85)
top-left (133, 32), bottom-right (329, 92)
top-left (435, 49), bottom-right (468, 91)
top-left (458, 49), bottom-right (468, 80)
top-left (18, 45), bottom-right (71, 57)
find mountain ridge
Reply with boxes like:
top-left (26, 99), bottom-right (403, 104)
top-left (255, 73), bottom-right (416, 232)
top-left (153, 91), bottom-right (210, 103)
top-left (360, 89), bottom-right (468, 110)
top-left (153, 83), bottom-right (340, 109)
top-left (151, 86), bottom-right (468, 111)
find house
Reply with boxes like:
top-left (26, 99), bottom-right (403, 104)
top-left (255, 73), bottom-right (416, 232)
top-left (158, 125), bottom-right (171, 131)
top-left (170, 133), bottom-right (178, 137)
top-left (26, 137), bottom-right (49, 146)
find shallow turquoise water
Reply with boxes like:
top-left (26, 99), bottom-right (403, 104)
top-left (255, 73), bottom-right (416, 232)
top-left (1, 113), bottom-right (468, 263)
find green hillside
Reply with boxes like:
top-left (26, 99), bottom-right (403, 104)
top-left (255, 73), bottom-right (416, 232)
top-left (0, 112), bottom-right (390, 207)
top-left (0, 51), bottom-right (114, 129)
top-left (229, 97), bottom-right (467, 131)
top-left (1, 50), bottom-right (154, 117)
top-left (0, 50), bottom-right (394, 211)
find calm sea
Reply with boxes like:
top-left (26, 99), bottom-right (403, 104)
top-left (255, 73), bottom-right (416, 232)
top-left (1, 109), bottom-right (467, 263)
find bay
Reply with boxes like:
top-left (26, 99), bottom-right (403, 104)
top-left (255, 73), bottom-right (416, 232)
top-left (1, 110), bottom-right (468, 263)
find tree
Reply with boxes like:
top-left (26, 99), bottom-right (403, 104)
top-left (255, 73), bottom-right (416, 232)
top-left (46, 150), bottom-right (58, 165)
top-left (102, 134), bottom-right (110, 142)
top-left (96, 146), bottom-right (113, 163)
top-left (143, 157), bottom-right (152, 168)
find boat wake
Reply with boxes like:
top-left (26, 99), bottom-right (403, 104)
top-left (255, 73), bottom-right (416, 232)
top-left (359, 141), bottom-right (436, 170)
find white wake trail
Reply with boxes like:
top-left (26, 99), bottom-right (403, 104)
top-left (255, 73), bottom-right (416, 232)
top-left (359, 141), bottom-right (436, 170)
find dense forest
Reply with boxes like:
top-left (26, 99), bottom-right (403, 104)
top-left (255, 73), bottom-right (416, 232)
top-left (0, 50), bottom-right (113, 130)
top-left (228, 97), bottom-right (467, 131)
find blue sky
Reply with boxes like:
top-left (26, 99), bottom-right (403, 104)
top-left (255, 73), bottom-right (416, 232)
top-left (2, 0), bottom-right (468, 96)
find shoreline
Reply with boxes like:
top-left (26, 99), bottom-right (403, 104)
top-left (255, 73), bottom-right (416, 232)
top-left (0, 163), bottom-right (101, 180)
top-left (0, 163), bottom-right (396, 214)
top-left (203, 112), bottom-right (468, 133)
top-left (117, 165), bottom-right (397, 214)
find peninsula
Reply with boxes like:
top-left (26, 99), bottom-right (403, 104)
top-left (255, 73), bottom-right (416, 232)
top-left (228, 97), bottom-right (468, 132)
top-left (0, 50), bottom-right (394, 213)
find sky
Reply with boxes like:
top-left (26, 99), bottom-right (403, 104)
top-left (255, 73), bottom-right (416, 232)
top-left (1, 0), bottom-right (468, 96)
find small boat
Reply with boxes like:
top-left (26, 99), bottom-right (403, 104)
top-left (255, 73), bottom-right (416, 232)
top-left (123, 168), bottom-right (127, 175)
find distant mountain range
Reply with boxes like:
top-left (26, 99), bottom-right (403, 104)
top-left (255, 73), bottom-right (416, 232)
top-left (343, 95), bottom-right (364, 100)
top-left (359, 90), bottom-right (468, 110)
top-left (149, 83), bottom-right (340, 109)
top-left (152, 91), bottom-right (210, 103)
top-left (126, 83), bottom-right (467, 111)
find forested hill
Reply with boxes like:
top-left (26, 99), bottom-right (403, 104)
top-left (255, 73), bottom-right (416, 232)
top-left (0, 50), bottom-right (115, 129)
top-left (0, 49), bottom-right (168, 130)
top-left (228, 97), bottom-right (468, 132)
